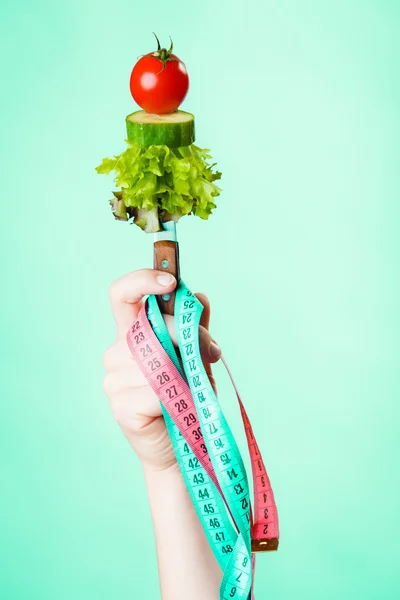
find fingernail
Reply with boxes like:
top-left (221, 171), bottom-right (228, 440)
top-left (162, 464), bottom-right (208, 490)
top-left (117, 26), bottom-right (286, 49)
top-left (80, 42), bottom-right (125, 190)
top-left (156, 274), bottom-right (175, 286)
top-left (209, 341), bottom-right (221, 358)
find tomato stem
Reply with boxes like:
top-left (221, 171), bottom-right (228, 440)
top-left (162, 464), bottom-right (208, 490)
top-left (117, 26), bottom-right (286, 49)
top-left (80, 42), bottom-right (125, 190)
top-left (151, 34), bottom-right (175, 72)
top-left (153, 32), bottom-right (161, 51)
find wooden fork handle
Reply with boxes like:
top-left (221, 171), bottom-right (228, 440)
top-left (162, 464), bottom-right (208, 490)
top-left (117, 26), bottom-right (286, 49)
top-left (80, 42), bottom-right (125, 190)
top-left (153, 240), bottom-right (180, 315)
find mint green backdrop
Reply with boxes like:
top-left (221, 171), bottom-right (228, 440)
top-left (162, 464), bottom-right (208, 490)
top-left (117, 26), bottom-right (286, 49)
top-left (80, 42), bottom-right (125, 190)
top-left (0, 1), bottom-right (398, 598)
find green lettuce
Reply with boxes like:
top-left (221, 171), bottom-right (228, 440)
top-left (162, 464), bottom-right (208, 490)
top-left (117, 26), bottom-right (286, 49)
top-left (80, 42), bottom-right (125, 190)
top-left (95, 141), bottom-right (222, 233)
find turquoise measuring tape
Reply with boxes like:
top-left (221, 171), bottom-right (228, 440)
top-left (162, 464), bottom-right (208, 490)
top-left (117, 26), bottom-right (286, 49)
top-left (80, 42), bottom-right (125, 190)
top-left (127, 275), bottom-right (279, 599)
top-left (148, 283), bottom-right (252, 599)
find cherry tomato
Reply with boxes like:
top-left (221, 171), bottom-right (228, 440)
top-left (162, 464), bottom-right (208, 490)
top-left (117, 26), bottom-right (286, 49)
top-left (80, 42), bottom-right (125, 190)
top-left (130, 36), bottom-right (189, 115)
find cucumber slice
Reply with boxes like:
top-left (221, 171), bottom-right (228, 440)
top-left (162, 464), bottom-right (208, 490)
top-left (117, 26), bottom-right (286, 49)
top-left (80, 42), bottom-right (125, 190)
top-left (126, 110), bottom-right (195, 148)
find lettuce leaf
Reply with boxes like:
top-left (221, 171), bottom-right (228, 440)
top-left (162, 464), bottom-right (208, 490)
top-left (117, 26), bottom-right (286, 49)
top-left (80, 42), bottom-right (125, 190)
top-left (95, 141), bottom-right (221, 232)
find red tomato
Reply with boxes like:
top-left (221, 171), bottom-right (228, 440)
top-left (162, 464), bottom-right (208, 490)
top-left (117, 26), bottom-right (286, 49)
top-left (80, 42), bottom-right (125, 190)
top-left (130, 46), bottom-right (189, 114)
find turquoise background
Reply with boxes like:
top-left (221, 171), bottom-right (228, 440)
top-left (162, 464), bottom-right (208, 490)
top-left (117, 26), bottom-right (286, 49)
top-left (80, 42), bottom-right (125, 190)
top-left (1, 1), bottom-right (399, 598)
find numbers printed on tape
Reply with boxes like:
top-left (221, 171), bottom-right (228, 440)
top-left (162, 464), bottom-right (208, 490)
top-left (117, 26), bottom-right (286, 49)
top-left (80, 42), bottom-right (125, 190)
top-left (146, 295), bottom-right (239, 571)
top-left (176, 287), bottom-right (252, 600)
top-left (126, 280), bottom-right (279, 600)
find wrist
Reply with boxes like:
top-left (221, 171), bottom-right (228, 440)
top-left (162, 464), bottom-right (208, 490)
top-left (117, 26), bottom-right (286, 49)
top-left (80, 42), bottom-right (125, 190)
top-left (141, 458), bottom-right (179, 479)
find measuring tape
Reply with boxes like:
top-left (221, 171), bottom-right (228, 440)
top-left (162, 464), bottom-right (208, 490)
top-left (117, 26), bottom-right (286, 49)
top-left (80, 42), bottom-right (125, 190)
top-left (126, 279), bottom-right (279, 599)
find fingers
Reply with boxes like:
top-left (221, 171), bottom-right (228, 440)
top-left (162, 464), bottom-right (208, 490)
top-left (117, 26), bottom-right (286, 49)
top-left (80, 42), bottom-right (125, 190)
top-left (109, 269), bottom-right (177, 336)
top-left (193, 292), bottom-right (221, 362)
top-left (194, 292), bottom-right (211, 330)
top-left (163, 315), bottom-right (221, 364)
top-left (108, 271), bottom-right (220, 364)
top-left (198, 323), bottom-right (221, 364)
top-left (102, 342), bottom-right (151, 387)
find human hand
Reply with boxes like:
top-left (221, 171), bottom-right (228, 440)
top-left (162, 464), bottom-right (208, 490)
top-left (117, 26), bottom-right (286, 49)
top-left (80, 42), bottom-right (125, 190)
top-left (102, 269), bottom-right (222, 472)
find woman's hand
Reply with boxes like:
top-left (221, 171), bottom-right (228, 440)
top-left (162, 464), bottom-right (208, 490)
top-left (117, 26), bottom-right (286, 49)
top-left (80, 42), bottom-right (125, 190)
top-left (102, 269), bottom-right (222, 472)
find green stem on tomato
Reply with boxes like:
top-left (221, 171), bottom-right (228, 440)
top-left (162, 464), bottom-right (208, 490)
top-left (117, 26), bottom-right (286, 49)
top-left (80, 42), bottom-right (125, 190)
top-left (152, 33), bottom-right (175, 71)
